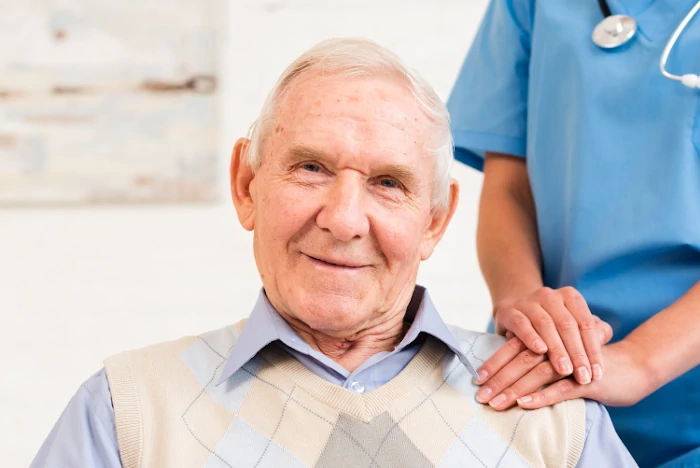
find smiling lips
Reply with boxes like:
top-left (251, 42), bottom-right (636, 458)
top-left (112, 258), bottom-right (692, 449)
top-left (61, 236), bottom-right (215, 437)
top-left (304, 253), bottom-right (368, 269)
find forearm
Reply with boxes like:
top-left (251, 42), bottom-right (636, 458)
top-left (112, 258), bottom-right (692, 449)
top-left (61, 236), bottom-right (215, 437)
top-left (623, 280), bottom-right (700, 394)
top-left (478, 153), bottom-right (543, 310)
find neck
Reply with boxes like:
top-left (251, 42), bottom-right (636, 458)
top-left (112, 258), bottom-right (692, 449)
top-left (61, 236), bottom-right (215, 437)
top-left (284, 313), bottom-right (411, 373)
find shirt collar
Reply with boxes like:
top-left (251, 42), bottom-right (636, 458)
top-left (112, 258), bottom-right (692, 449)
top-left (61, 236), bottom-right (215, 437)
top-left (403, 286), bottom-right (479, 378)
top-left (216, 286), bottom-right (478, 385)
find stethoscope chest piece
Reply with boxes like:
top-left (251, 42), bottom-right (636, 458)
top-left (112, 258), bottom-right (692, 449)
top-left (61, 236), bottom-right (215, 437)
top-left (592, 14), bottom-right (637, 48)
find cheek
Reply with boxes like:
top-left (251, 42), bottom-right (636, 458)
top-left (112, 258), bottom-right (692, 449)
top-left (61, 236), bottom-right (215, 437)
top-left (256, 185), bottom-right (316, 246)
top-left (374, 216), bottom-right (425, 265)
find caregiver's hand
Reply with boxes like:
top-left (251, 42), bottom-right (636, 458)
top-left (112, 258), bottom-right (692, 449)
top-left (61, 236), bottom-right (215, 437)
top-left (514, 340), bottom-right (655, 409)
top-left (489, 286), bottom-right (613, 384)
top-left (475, 329), bottom-right (612, 409)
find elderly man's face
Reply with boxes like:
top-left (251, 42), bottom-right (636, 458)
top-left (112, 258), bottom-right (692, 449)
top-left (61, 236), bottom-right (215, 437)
top-left (231, 74), bottom-right (457, 335)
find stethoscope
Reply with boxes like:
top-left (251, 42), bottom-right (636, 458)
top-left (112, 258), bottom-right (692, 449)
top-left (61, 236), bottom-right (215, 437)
top-left (592, 0), bottom-right (700, 88)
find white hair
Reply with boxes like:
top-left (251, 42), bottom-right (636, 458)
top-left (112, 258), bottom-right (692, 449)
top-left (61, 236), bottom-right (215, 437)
top-left (246, 37), bottom-right (454, 212)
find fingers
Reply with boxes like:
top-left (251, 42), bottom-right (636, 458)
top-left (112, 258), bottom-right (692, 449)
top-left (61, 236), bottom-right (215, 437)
top-left (495, 308), bottom-right (548, 355)
top-left (594, 315), bottom-right (614, 345)
top-left (533, 287), bottom-right (592, 384)
top-left (516, 377), bottom-right (585, 409)
top-left (586, 316), bottom-right (613, 380)
top-left (493, 287), bottom-right (615, 386)
top-left (487, 361), bottom-right (563, 410)
top-left (475, 336), bottom-right (526, 384)
top-left (515, 298), bottom-right (573, 378)
top-left (578, 310), bottom-right (604, 381)
top-left (552, 288), bottom-right (594, 384)
top-left (476, 351), bottom-right (552, 408)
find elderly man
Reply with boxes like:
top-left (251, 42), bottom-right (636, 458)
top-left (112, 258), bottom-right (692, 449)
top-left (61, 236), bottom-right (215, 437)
top-left (33, 38), bottom-right (636, 468)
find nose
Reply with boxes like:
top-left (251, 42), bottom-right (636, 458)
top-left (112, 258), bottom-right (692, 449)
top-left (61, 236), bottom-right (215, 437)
top-left (315, 175), bottom-right (370, 242)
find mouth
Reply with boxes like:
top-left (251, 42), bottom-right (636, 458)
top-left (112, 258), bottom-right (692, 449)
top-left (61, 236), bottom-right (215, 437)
top-left (303, 253), bottom-right (368, 269)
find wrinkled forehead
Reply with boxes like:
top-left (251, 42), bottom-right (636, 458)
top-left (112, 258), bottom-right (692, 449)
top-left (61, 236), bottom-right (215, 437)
top-left (271, 73), bottom-right (435, 162)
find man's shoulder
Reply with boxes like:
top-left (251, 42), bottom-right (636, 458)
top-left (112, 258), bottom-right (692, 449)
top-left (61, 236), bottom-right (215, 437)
top-left (442, 327), bottom-right (589, 466)
top-left (104, 319), bottom-right (247, 372)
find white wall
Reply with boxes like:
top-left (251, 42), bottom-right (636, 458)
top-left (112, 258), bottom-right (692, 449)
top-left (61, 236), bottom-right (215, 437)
top-left (2, 1), bottom-right (490, 465)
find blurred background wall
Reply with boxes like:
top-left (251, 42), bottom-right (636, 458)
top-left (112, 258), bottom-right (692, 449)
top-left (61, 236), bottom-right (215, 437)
top-left (1, 0), bottom-right (490, 465)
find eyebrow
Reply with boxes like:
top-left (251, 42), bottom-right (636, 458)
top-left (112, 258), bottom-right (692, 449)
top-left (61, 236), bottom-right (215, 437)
top-left (284, 144), bottom-right (329, 166)
top-left (284, 144), bottom-right (420, 187)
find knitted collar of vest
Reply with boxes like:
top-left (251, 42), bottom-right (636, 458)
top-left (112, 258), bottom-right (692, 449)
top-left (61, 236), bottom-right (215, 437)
top-left (259, 337), bottom-right (448, 423)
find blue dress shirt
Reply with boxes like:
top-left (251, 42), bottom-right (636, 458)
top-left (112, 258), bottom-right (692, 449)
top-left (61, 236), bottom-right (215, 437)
top-left (32, 288), bottom-right (636, 467)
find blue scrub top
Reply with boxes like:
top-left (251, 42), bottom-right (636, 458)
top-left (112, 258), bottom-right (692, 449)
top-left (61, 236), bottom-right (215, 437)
top-left (447, 0), bottom-right (700, 466)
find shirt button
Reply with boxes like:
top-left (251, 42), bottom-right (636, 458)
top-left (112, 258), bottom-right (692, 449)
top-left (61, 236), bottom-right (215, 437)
top-left (349, 381), bottom-right (365, 394)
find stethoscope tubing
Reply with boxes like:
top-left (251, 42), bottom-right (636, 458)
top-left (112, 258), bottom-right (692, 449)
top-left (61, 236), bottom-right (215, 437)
top-left (595, 0), bottom-right (700, 87)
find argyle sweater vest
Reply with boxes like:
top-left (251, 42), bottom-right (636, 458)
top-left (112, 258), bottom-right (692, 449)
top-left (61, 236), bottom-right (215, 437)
top-left (104, 321), bottom-right (586, 468)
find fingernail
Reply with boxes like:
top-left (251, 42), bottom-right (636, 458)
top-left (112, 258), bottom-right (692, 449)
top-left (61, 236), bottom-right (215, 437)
top-left (576, 366), bottom-right (591, 384)
top-left (476, 387), bottom-right (492, 403)
top-left (477, 370), bottom-right (488, 382)
top-left (517, 395), bottom-right (532, 405)
top-left (559, 358), bottom-right (573, 375)
top-left (489, 393), bottom-right (506, 407)
top-left (533, 339), bottom-right (547, 353)
top-left (592, 364), bottom-right (603, 380)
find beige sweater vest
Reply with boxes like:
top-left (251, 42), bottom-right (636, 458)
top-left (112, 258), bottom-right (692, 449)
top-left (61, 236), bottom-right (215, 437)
top-left (105, 321), bottom-right (586, 468)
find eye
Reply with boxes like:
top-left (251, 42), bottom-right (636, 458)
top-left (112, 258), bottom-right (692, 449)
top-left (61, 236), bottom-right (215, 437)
top-left (379, 178), bottom-right (399, 189)
top-left (301, 163), bottom-right (322, 173)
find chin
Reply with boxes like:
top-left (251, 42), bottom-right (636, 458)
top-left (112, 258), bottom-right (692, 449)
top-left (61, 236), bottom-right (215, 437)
top-left (296, 290), bottom-right (369, 333)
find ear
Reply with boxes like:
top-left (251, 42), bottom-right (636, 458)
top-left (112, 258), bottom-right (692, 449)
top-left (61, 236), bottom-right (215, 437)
top-left (230, 138), bottom-right (256, 231)
top-left (420, 179), bottom-right (459, 260)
